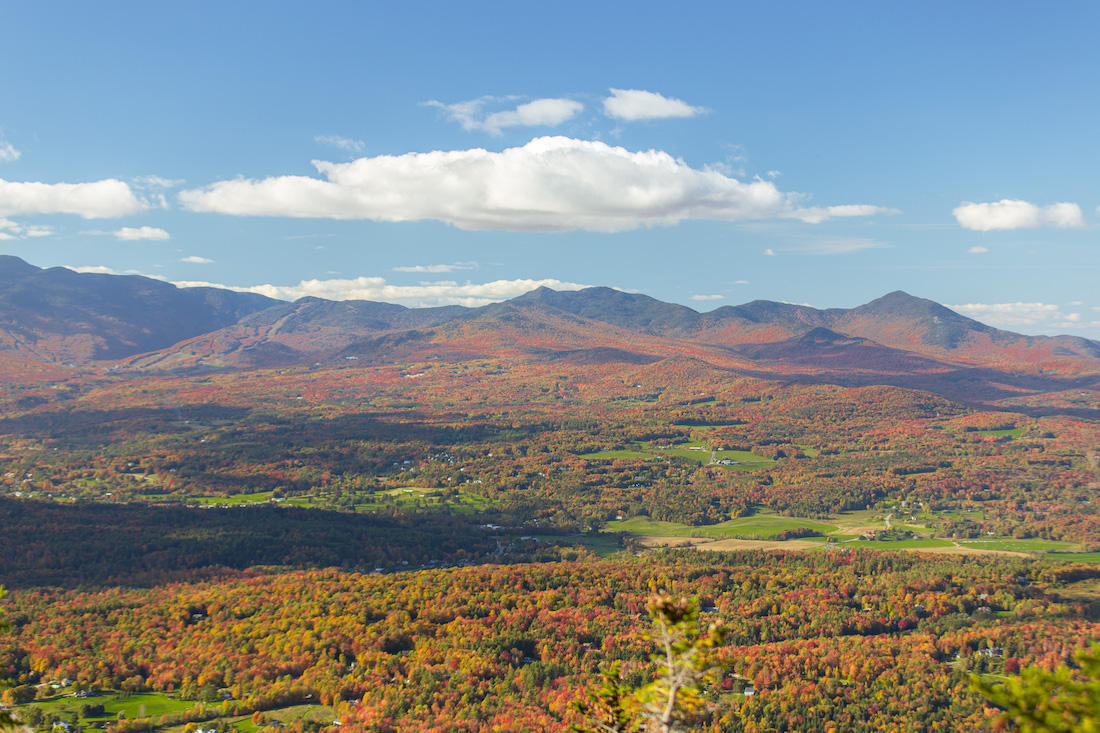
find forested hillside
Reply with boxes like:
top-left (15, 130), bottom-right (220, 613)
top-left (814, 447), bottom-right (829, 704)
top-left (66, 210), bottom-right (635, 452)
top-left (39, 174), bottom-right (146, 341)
top-left (0, 261), bottom-right (1098, 732)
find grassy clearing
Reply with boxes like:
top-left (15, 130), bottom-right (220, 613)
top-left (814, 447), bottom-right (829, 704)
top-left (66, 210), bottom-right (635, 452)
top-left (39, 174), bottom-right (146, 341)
top-left (972, 428), bottom-right (1023, 438)
top-left (190, 491), bottom-right (273, 506)
top-left (555, 534), bottom-right (626, 557)
top-left (22, 691), bottom-right (334, 733)
top-left (20, 690), bottom-right (197, 726)
top-left (845, 538), bottom-right (953, 549)
top-left (654, 442), bottom-right (711, 463)
top-left (828, 509), bottom-right (894, 532)
top-left (1044, 551), bottom-right (1100, 563)
top-left (612, 513), bottom-right (836, 539)
top-left (158, 704), bottom-right (333, 733)
top-left (958, 538), bottom-right (1076, 553)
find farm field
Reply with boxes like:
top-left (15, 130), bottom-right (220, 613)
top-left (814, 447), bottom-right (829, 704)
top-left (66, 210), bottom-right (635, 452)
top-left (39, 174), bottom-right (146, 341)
top-left (15, 690), bottom-right (197, 728)
top-left (957, 538), bottom-right (1077, 554)
top-left (12, 689), bottom-right (334, 733)
top-left (611, 512), bottom-right (837, 540)
top-left (972, 428), bottom-right (1024, 438)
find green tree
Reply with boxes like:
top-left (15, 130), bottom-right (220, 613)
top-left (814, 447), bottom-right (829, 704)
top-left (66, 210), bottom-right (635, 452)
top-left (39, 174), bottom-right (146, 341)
top-left (973, 644), bottom-right (1100, 733)
top-left (574, 594), bottom-right (727, 733)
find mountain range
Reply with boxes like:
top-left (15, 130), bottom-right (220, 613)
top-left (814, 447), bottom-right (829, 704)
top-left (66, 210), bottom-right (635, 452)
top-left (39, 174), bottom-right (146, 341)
top-left (2, 255), bottom-right (1097, 405)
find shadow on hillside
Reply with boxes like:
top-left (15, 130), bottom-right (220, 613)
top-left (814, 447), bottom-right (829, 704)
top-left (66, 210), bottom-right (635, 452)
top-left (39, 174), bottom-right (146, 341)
top-left (0, 405), bottom-right (254, 445)
top-left (724, 364), bottom-right (1100, 417)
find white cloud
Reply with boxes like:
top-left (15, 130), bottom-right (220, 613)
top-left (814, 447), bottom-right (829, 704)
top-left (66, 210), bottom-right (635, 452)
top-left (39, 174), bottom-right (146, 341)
top-left (691, 294), bottom-right (723, 301)
top-left (953, 199), bottom-right (1085, 231)
top-left (114, 226), bottom-right (170, 241)
top-left (66, 265), bottom-right (120, 275)
top-left (784, 204), bottom-right (900, 224)
top-left (0, 218), bottom-right (53, 240)
top-left (427, 97), bottom-right (583, 135)
top-left (0, 139), bottom-right (19, 163)
top-left (0, 178), bottom-right (147, 218)
top-left (733, 279), bottom-right (750, 284)
top-left (393, 261), bottom-right (478, 273)
top-left (179, 136), bottom-right (885, 232)
top-left (133, 175), bottom-right (184, 189)
top-left (172, 275), bottom-right (591, 308)
top-left (968, 246), bottom-right (989, 254)
top-left (180, 255), bottom-right (212, 264)
top-left (948, 301), bottom-right (1097, 332)
top-left (763, 248), bottom-right (777, 256)
top-left (315, 134), bottom-right (365, 152)
top-left (602, 88), bottom-right (705, 121)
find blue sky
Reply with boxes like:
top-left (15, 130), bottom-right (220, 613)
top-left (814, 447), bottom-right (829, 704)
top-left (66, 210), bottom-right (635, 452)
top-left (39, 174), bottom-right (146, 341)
top-left (1, 1), bottom-right (1097, 338)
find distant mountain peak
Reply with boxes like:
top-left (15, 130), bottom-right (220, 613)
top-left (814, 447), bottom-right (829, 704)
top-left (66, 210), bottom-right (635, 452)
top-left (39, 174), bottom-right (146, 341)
top-left (0, 255), bottom-right (42, 280)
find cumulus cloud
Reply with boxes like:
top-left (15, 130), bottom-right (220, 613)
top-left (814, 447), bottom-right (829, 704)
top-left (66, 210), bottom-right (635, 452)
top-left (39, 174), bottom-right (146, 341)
top-left (171, 275), bottom-right (591, 308)
top-left (953, 199), bottom-right (1085, 231)
top-left (763, 248), bottom-right (777, 256)
top-left (0, 178), bottom-right (148, 218)
top-left (691, 294), bottom-right (723, 301)
top-left (0, 138), bottom-right (19, 163)
top-left (179, 136), bottom-right (885, 232)
top-left (114, 226), bottom-right (170, 241)
top-left (602, 88), bottom-right (705, 121)
top-left (427, 97), bottom-right (583, 135)
top-left (393, 262), bottom-right (478, 273)
top-left (968, 246), bottom-right (989, 254)
top-left (315, 134), bottom-right (365, 152)
top-left (0, 218), bottom-right (52, 240)
top-left (180, 256), bottom-right (212, 264)
top-left (948, 301), bottom-right (1096, 332)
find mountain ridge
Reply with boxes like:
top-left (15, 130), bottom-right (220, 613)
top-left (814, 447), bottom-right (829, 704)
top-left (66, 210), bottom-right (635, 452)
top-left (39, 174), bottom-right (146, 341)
top-left (1, 257), bottom-right (1097, 394)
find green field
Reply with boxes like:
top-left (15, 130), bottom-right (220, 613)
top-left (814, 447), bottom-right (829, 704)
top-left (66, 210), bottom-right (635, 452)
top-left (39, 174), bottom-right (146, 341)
top-left (659, 445), bottom-right (713, 463)
top-left (190, 491), bottom-right (273, 506)
top-left (19, 690), bottom-right (197, 726)
top-left (713, 449), bottom-right (772, 463)
top-left (958, 538), bottom-right (1076, 553)
top-left (1044, 551), bottom-right (1100, 563)
top-left (612, 513), bottom-right (837, 539)
top-left (971, 428), bottom-right (1023, 438)
top-left (845, 538), bottom-right (953, 549)
top-left (17, 690), bottom-right (334, 733)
